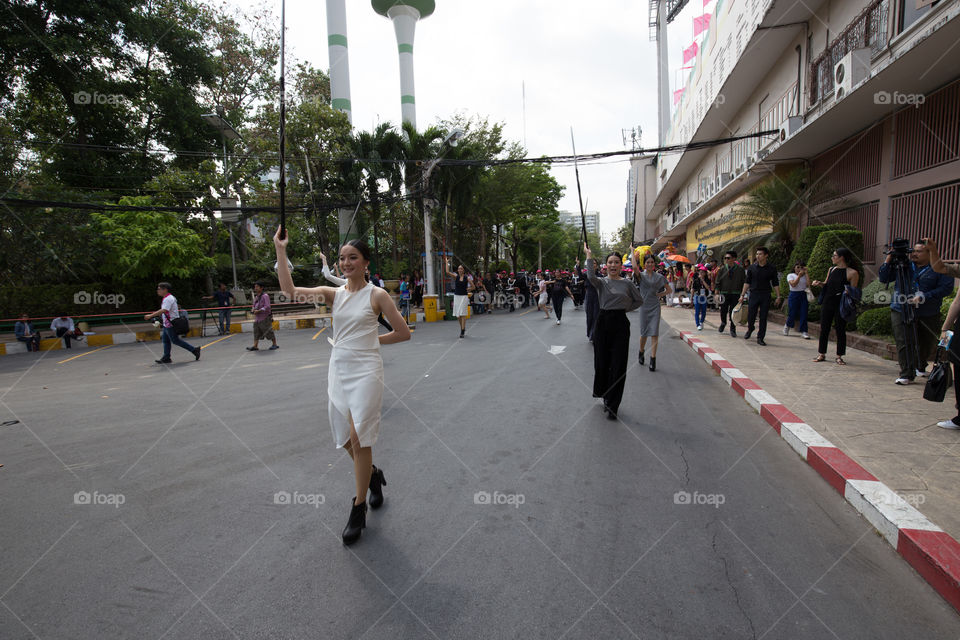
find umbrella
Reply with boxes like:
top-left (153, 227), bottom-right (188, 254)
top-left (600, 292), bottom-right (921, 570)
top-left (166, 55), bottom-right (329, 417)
top-left (666, 254), bottom-right (691, 263)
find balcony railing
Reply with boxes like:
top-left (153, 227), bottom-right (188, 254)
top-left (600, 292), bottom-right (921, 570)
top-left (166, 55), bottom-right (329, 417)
top-left (809, 0), bottom-right (889, 106)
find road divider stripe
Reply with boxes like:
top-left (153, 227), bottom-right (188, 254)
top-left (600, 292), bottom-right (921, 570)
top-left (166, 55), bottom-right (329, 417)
top-left (57, 345), bottom-right (113, 364)
top-left (200, 334), bottom-right (234, 349)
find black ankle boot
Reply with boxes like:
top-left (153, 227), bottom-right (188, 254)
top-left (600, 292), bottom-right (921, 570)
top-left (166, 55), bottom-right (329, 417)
top-left (649, 357), bottom-right (656, 372)
top-left (638, 351), bottom-right (645, 365)
top-left (368, 466), bottom-right (387, 509)
top-left (342, 499), bottom-right (367, 546)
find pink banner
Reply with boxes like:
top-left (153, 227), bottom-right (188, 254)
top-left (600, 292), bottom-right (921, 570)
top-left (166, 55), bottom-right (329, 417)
top-left (704, 0), bottom-right (712, 6)
top-left (682, 41), bottom-right (699, 64)
top-left (673, 89), bottom-right (685, 105)
top-left (693, 13), bottom-right (712, 37)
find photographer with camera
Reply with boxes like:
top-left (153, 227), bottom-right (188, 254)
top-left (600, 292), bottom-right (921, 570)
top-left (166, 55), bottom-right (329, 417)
top-left (878, 240), bottom-right (955, 385)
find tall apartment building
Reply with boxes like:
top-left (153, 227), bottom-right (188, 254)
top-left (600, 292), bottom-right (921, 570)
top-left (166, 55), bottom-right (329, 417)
top-left (559, 211), bottom-right (600, 236)
top-left (638, 0), bottom-right (960, 275)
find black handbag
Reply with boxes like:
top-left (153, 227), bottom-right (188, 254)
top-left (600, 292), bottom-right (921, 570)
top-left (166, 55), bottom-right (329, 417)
top-left (171, 311), bottom-right (190, 336)
top-left (924, 347), bottom-right (952, 403)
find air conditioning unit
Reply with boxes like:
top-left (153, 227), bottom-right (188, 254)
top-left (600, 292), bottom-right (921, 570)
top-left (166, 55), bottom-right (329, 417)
top-left (754, 148), bottom-right (771, 164)
top-left (734, 163), bottom-right (746, 176)
top-left (779, 116), bottom-right (802, 142)
top-left (834, 48), bottom-right (871, 101)
top-left (719, 172), bottom-right (733, 188)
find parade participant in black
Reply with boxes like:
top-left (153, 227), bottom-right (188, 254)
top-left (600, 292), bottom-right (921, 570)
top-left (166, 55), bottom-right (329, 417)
top-left (739, 247), bottom-right (780, 345)
top-left (583, 261), bottom-right (600, 342)
top-left (571, 261), bottom-right (584, 310)
top-left (585, 243), bottom-right (644, 419)
top-left (518, 270), bottom-right (530, 308)
top-left (549, 272), bottom-right (574, 325)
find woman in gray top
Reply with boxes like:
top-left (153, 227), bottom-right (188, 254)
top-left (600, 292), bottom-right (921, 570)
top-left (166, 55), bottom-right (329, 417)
top-left (584, 243), bottom-right (645, 420)
top-left (634, 254), bottom-right (669, 371)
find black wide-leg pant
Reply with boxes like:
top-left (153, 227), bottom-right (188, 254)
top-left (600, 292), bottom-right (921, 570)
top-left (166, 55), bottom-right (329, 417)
top-left (593, 310), bottom-right (630, 414)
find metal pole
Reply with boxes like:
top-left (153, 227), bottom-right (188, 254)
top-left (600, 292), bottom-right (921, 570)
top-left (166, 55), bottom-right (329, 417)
top-left (279, 0), bottom-right (287, 239)
top-left (229, 226), bottom-right (238, 290)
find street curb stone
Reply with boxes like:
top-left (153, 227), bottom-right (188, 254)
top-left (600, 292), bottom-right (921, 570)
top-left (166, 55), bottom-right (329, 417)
top-left (677, 329), bottom-right (960, 613)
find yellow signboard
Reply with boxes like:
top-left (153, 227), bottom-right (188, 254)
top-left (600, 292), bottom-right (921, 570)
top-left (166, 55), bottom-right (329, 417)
top-left (685, 193), bottom-right (772, 249)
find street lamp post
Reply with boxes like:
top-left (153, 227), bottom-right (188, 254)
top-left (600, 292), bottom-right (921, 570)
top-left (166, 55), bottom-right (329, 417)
top-left (421, 128), bottom-right (463, 302)
top-left (202, 112), bottom-right (242, 291)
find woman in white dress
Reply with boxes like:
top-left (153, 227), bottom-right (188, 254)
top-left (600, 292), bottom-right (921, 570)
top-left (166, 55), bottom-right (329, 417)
top-left (274, 229), bottom-right (410, 545)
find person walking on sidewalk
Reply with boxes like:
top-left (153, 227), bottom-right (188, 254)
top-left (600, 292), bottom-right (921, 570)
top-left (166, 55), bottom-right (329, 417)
top-left (247, 281), bottom-right (279, 351)
top-left (144, 282), bottom-right (200, 364)
top-left (690, 265), bottom-right (710, 331)
top-left (878, 242), bottom-right (954, 384)
top-left (715, 251), bottom-right (745, 337)
top-left (274, 229), bottom-right (410, 545)
top-left (811, 248), bottom-right (860, 365)
top-left (740, 247), bottom-right (780, 346)
top-left (636, 253), bottom-right (669, 371)
top-left (784, 262), bottom-right (811, 339)
top-left (585, 244), bottom-right (644, 419)
top-left (443, 258), bottom-right (471, 338)
top-left (937, 289), bottom-right (960, 429)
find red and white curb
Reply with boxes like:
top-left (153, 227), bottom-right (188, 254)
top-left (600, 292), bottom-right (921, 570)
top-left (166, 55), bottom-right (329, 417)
top-left (679, 330), bottom-right (960, 613)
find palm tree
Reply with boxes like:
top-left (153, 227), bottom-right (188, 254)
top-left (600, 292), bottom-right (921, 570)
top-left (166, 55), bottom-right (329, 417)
top-left (399, 121), bottom-right (444, 273)
top-left (726, 167), bottom-right (842, 266)
top-left (350, 122), bottom-right (404, 271)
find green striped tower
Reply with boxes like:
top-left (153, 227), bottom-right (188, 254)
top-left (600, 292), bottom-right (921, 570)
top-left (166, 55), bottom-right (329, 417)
top-left (372, 0), bottom-right (435, 127)
top-left (326, 0), bottom-right (352, 123)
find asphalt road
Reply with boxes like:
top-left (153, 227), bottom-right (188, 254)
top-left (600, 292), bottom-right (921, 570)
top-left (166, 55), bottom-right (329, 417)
top-left (2, 306), bottom-right (959, 639)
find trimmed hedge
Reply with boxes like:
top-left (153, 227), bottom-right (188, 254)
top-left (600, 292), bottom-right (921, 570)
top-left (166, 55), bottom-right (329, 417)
top-left (779, 223), bottom-right (858, 299)
top-left (808, 230), bottom-right (865, 286)
top-left (857, 307), bottom-right (893, 336)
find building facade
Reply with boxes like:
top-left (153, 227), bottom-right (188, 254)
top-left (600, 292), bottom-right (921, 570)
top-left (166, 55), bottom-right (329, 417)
top-left (559, 211), bottom-right (600, 236)
top-left (637, 0), bottom-right (960, 275)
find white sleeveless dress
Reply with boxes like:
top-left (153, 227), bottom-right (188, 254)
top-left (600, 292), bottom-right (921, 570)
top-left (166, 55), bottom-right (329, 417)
top-left (328, 282), bottom-right (383, 448)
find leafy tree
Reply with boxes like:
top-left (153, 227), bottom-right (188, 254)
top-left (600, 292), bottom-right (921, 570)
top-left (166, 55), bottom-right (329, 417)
top-left (91, 196), bottom-right (214, 282)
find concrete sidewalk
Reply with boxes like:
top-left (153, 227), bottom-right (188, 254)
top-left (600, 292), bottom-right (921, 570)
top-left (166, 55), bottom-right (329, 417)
top-left (661, 304), bottom-right (960, 544)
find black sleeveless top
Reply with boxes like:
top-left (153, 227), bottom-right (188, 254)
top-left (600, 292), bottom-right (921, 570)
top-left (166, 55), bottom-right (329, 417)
top-left (454, 275), bottom-right (469, 296)
top-left (823, 267), bottom-right (848, 299)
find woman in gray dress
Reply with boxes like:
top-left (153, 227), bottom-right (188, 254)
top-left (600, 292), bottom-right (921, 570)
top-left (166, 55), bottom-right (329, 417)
top-left (635, 254), bottom-right (669, 371)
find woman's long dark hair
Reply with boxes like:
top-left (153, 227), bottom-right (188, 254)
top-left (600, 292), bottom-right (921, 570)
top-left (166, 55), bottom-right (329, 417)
top-left (344, 239), bottom-right (371, 262)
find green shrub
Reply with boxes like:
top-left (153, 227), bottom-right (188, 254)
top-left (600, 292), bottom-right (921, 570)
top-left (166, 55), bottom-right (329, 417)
top-left (857, 307), bottom-right (893, 336)
top-left (861, 278), bottom-right (895, 308)
top-left (807, 230), bottom-right (865, 287)
top-left (779, 223), bottom-right (857, 298)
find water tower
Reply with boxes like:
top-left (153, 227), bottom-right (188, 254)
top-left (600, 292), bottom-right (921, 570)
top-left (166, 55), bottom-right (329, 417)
top-left (372, 0), bottom-right (435, 127)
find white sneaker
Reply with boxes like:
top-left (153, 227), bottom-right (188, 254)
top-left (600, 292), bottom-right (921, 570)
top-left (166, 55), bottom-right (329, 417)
top-left (895, 377), bottom-right (912, 385)
top-left (697, 325), bottom-right (703, 331)
top-left (916, 369), bottom-right (929, 378)
top-left (782, 326), bottom-right (790, 336)
top-left (802, 333), bottom-right (811, 340)
top-left (938, 419), bottom-right (960, 430)
top-left (556, 320), bottom-right (561, 325)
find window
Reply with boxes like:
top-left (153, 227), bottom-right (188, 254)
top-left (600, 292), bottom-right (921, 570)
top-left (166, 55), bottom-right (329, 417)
top-left (900, 0), bottom-right (937, 33)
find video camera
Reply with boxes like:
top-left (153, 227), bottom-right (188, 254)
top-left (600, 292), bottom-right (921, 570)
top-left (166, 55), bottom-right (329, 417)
top-left (884, 237), bottom-right (914, 267)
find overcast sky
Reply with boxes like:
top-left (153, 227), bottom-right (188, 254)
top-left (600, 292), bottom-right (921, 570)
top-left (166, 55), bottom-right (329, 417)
top-left (229, 0), bottom-right (702, 240)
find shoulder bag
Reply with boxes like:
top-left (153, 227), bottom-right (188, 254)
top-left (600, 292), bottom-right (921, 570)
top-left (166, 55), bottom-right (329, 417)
top-left (924, 346), bottom-right (953, 403)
